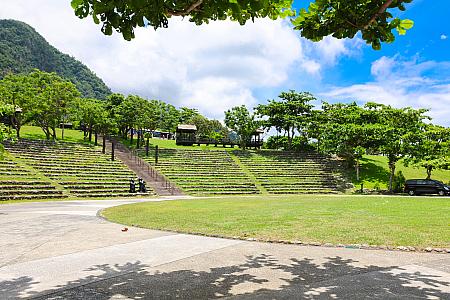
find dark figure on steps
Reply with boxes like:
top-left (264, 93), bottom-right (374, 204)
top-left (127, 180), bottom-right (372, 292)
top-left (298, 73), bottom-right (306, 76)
top-left (138, 178), bottom-right (147, 193)
top-left (129, 178), bottom-right (136, 193)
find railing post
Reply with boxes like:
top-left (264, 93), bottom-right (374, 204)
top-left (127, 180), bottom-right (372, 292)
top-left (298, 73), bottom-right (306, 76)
top-left (155, 145), bottom-right (159, 165)
top-left (102, 135), bottom-right (106, 154)
top-left (111, 142), bottom-right (115, 161)
top-left (146, 138), bottom-right (149, 157)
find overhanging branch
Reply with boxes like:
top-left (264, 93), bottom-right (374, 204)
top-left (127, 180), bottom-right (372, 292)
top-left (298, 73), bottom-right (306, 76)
top-left (166, 0), bottom-right (204, 16)
top-left (364, 0), bottom-right (395, 29)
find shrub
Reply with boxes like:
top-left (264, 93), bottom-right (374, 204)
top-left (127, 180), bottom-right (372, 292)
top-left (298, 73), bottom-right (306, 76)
top-left (392, 171), bottom-right (406, 193)
top-left (373, 182), bottom-right (380, 191)
top-left (264, 135), bottom-right (314, 151)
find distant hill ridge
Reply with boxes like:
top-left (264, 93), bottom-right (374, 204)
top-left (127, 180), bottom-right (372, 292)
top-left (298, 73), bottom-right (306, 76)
top-left (0, 19), bottom-right (111, 99)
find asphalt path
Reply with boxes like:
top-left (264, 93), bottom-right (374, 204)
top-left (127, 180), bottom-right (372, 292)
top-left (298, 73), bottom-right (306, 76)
top-left (0, 198), bottom-right (449, 299)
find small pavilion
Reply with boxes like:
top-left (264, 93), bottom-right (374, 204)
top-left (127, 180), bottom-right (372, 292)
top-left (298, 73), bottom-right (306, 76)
top-left (248, 128), bottom-right (264, 149)
top-left (176, 124), bottom-right (197, 146)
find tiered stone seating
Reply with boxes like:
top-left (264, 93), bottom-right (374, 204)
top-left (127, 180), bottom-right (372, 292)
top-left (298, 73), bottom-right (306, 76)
top-left (4, 139), bottom-right (153, 198)
top-left (139, 148), bottom-right (259, 195)
top-left (234, 150), bottom-right (341, 194)
top-left (0, 157), bottom-right (66, 201)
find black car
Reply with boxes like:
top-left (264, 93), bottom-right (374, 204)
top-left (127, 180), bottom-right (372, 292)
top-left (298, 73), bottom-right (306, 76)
top-left (404, 179), bottom-right (450, 196)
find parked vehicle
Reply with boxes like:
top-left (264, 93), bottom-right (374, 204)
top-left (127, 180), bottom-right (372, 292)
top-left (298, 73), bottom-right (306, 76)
top-left (404, 179), bottom-right (450, 196)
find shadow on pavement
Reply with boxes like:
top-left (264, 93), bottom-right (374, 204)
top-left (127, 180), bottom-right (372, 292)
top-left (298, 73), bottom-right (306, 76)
top-left (1, 254), bottom-right (449, 299)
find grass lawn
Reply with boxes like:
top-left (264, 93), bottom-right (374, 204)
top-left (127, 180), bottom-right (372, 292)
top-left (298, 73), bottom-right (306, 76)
top-left (102, 194), bottom-right (450, 248)
top-left (355, 155), bottom-right (450, 189)
top-left (122, 137), bottom-right (238, 151)
top-left (20, 125), bottom-right (93, 144)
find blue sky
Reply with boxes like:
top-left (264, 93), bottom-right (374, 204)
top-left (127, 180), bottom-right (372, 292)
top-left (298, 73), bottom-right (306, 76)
top-left (315, 0), bottom-right (449, 84)
top-left (1, 0), bottom-right (449, 125)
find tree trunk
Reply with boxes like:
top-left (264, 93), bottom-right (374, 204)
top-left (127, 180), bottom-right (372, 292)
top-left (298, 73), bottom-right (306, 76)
top-left (388, 160), bottom-right (396, 193)
top-left (51, 127), bottom-right (56, 140)
top-left (42, 126), bottom-right (51, 140)
top-left (356, 159), bottom-right (360, 182)
top-left (88, 126), bottom-right (92, 142)
top-left (426, 166), bottom-right (433, 180)
top-left (61, 122), bottom-right (64, 140)
top-left (287, 129), bottom-right (292, 150)
top-left (137, 130), bottom-right (140, 149)
top-left (130, 128), bottom-right (134, 145)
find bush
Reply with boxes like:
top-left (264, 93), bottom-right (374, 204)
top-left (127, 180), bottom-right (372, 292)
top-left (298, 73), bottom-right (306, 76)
top-left (264, 135), bottom-right (314, 151)
top-left (392, 171), bottom-right (406, 193)
top-left (264, 136), bottom-right (287, 150)
top-left (373, 182), bottom-right (380, 191)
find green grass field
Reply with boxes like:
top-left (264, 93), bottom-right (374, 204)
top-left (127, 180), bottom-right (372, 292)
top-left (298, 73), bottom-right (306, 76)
top-left (10, 126), bottom-right (450, 192)
top-left (122, 136), bottom-right (237, 151)
top-left (102, 194), bottom-right (450, 248)
top-left (356, 155), bottom-right (450, 189)
top-left (20, 125), bottom-right (92, 144)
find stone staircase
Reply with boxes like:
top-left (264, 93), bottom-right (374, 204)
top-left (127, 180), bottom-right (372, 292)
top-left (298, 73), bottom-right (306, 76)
top-left (104, 138), bottom-right (183, 196)
top-left (3, 139), bottom-right (154, 200)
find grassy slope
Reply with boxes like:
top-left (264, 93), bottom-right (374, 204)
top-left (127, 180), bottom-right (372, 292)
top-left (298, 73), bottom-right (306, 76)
top-left (122, 137), bottom-right (237, 151)
top-left (356, 155), bottom-right (450, 189)
top-left (12, 126), bottom-right (450, 191)
top-left (103, 194), bottom-right (450, 248)
top-left (20, 125), bottom-right (92, 144)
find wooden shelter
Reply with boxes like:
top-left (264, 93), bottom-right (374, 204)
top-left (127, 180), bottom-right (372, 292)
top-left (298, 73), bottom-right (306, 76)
top-left (176, 124), bottom-right (197, 145)
top-left (248, 128), bottom-right (264, 149)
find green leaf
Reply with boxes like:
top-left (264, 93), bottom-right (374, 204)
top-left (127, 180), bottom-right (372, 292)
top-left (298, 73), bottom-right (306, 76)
top-left (400, 19), bottom-right (414, 30)
top-left (71, 0), bottom-right (83, 9)
top-left (92, 14), bottom-right (100, 25)
top-left (396, 27), bottom-right (406, 35)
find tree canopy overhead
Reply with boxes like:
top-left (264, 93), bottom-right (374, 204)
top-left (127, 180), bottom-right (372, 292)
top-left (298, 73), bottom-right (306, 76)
top-left (71, 0), bottom-right (414, 49)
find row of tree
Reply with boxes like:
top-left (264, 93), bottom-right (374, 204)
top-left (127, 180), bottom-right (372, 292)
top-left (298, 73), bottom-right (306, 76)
top-left (1, 70), bottom-right (448, 192)
top-left (0, 70), bottom-right (230, 147)
top-left (224, 90), bottom-right (450, 192)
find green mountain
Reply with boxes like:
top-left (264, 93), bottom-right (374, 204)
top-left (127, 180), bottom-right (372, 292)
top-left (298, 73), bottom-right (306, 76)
top-left (0, 19), bottom-right (111, 99)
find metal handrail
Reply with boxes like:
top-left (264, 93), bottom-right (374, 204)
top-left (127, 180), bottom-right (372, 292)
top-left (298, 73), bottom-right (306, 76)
top-left (106, 135), bottom-right (176, 195)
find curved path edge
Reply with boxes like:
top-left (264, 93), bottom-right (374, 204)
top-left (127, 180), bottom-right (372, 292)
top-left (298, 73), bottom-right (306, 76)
top-left (0, 197), bottom-right (449, 299)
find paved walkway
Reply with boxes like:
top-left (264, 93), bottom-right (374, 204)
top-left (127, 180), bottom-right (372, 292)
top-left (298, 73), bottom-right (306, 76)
top-left (0, 198), bottom-right (449, 299)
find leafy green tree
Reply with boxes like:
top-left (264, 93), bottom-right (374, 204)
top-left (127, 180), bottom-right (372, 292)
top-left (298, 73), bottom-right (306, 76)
top-left (25, 70), bottom-right (80, 140)
top-left (71, 0), bottom-right (413, 49)
top-left (224, 105), bottom-right (259, 149)
top-left (115, 95), bottom-right (142, 143)
top-left (70, 98), bottom-right (107, 141)
top-left (256, 90), bottom-right (314, 149)
top-left (179, 107), bottom-right (200, 124)
top-left (317, 102), bottom-right (381, 181)
top-left (0, 72), bottom-right (33, 139)
top-left (158, 102), bottom-right (179, 133)
top-left (404, 124), bottom-right (450, 179)
top-left (0, 103), bottom-right (14, 156)
top-left (293, 0), bottom-right (414, 50)
top-left (189, 114), bottom-right (211, 139)
top-left (372, 104), bottom-right (429, 192)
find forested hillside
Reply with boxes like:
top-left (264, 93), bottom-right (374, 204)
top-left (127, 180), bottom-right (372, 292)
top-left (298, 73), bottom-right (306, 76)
top-left (0, 19), bottom-right (111, 99)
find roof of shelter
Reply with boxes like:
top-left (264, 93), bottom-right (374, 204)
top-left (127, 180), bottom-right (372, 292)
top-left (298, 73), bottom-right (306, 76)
top-left (254, 128), bottom-right (265, 134)
top-left (177, 124), bottom-right (197, 131)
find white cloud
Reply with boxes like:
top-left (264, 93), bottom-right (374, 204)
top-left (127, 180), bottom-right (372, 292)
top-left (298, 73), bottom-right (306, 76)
top-left (441, 34), bottom-right (448, 40)
top-left (0, 0), bottom-right (362, 119)
top-left (323, 56), bottom-right (450, 126)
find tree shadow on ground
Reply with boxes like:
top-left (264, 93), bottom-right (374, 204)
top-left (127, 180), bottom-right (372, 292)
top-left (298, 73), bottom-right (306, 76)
top-left (355, 157), bottom-right (391, 186)
top-left (1, 254), bottom-right (448, 299)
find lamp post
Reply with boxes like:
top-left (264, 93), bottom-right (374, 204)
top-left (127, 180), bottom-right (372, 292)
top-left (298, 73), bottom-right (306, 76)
top-left (14, 106), bottom-right (22, 140)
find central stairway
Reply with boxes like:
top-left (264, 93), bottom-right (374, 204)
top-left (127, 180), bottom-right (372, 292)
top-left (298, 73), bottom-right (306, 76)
top-left (104, 138), bottom-right (184, 196)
